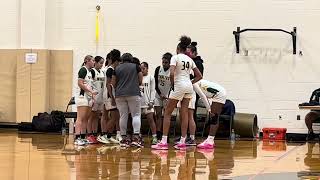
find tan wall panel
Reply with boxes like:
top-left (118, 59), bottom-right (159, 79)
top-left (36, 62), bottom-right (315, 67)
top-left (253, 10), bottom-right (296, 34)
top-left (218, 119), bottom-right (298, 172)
top-left (16, 50), bottom-right (31, 122)
top-left (30, 50), bottom-right (50, 119)
top-left (0, 50), bottom-right (17, 122)
top-left (49, 50), bottom-right (73, 112)
top-left (1, 49), bottom-right (73, 123)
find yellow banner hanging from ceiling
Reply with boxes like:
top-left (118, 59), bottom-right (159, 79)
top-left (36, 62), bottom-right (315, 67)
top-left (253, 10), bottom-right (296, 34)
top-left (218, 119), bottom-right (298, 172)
top-left (95, 5), bottom-right (101, 43)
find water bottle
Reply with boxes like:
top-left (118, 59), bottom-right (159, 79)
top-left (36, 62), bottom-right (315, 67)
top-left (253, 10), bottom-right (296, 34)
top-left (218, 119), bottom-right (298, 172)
top-left (230, 129), bottom-right (236, 141)
top-left (230, 129), bottom-right (236, 148)
top-left (61, 126), bottom-right (66, 136)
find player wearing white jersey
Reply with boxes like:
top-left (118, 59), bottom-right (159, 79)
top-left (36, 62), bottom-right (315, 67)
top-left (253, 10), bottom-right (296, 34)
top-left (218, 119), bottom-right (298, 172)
top-left (154, 52), bottom-right (172, 140)
top-left (91, 59), bottom-right (105, 111)
top-left (74, 55), bottom-right (96, 146)
top-left (192, 79), bottom-right (227, 149)
top-left (86, 56), bottom-right (105, 144)
top-left (140, 62), bottom-right (158, 145)
top-left (98, 49), bottom-right (122, 144)
top-left (99, 53), bottom-right (111, 144)
top-left (152, 36), bottom-right (203, 150)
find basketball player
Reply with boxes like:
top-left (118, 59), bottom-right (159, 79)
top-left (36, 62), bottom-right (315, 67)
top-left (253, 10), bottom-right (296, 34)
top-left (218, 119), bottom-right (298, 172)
top-left (99, 53), bottom-right (111, 142)
top-left (152, 36), bottom-right (202, 150)
top-left (98, 49), bottom-right (122, 144)
top-left (74, 55), bottom-right (96, 146)
top-left (193, 79), bottom-right (227, 149)
top-left (154, 52), bottom-right (172, 140)
top-left (87, 56), bottom-right (105, 144)
top-left (140, 62), bottom-right (157, 145)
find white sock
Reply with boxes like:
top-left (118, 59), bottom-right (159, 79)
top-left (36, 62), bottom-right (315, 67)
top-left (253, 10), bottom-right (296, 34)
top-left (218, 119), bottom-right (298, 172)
top-left (206, 136), bottom-right (215, 144)
top-left (117, 131), bottom-right (121, 136)
top-left (132, 115), bottom-right (141, 134)
top-left (161, 136), bottom-right (168, 144)
top-left (190, 135), bottom-right (195, 140)
top-left (180, 136), bottom-right (186, 144)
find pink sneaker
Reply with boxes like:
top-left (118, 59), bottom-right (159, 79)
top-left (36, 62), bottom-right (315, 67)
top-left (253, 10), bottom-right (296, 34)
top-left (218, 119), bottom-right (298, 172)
top-left (151, 150), bottom-right (168, 159)
top-left (174, 143), bottom-right (187, 150)
top-left (151, 142), bottom-right (168, 150)
top-left (197, 141), bottom-right (215, 149)
top-left (197, 148), bottom-right (215, 161)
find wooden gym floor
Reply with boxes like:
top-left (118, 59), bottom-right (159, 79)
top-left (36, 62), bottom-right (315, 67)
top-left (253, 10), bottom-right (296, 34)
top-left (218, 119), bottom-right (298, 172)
top-left (0, 129), bottom-right (319, 180)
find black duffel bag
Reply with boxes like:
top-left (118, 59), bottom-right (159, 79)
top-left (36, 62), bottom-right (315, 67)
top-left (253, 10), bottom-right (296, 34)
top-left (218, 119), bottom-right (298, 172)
top-left (32, 111), bottom-right (66, 132)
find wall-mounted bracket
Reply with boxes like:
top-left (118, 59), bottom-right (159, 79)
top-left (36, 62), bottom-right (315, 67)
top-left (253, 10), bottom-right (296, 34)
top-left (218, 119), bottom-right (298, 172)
top-left (233, 27), bottom-right (297, 54)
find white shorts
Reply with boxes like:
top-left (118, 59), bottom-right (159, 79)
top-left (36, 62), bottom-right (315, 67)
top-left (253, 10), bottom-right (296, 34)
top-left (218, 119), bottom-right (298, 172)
top-left (92, 103), bottom-right (103, 111)
top-left (141, 108), bottom-right (154, 115)
top-left (212, 91), bottom-right (227, 104)
top-left (177, 91), bottom-right (196, 109)
top-left (154, 97), bottom-right (168, 107)
top-left (104, 98), bottom-right (117, 110)
top-left (75, 95), bottom-right (93, 107)
top-left (169, 89), bottom-right (193, 101)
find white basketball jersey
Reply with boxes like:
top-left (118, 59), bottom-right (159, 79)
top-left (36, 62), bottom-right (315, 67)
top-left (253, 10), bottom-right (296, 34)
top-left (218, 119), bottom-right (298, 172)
top-left (197, 79), bottom-right (226, 98)
top-left (76, 66), bottom-right (93, 97)
top-left (92, 68), bottom-right (105, 103)
top-left (170, 53), bottom-right (196, 90)
top-left (156, 66), bottom-right (171, 98)
top-left (141, 75), bottom-right (155, 108)
top-left (103, 66), bottom-right (115, 100)
top-left (101, 66), bottom-right (109, 95)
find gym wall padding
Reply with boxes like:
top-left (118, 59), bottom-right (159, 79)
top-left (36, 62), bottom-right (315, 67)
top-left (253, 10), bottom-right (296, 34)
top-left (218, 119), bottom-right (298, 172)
top-left (0, 50), bottom-right (17, 123)
top-left (49, 50), bottom-right (73, 112)
top-left (16, 49), bottom-right (32, 122)
top-left (0, 49), bottom-right (73, 123)
top-left (30, 50), bottom-right (50, 122)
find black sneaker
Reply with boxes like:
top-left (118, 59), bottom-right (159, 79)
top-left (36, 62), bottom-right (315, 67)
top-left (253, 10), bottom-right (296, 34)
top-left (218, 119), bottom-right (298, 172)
top-left (132, 135), bottom-right (144, 148)
top-left (185, 138), bottom-right (197, 146)
top-left (175, 137), bottom-right (193, 145)
top-left (306, 132), bottom-right (316, 141)
top-left (120, 136), bottom-right (131, 148)
top-left (174, 137), bottom-right (181, 145)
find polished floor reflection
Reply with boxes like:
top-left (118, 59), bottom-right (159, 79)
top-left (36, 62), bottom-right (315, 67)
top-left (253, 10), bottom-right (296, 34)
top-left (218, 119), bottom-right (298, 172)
top-left (0, 130), bottom-right (319, 180)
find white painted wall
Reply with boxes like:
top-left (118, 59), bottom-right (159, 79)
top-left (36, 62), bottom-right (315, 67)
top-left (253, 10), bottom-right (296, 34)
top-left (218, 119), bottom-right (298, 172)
top-left (2, 0), bottom-right (320, 133)
top-left (0, 0), bottom-right (19, 48)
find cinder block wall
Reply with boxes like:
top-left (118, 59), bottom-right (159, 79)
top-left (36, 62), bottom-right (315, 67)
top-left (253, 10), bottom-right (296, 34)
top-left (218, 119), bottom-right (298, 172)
top-left (1, 0), bottom-right (320, 132)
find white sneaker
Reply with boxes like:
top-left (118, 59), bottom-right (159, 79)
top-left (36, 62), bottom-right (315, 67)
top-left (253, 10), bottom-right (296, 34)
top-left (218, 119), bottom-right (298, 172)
top-left (97, 145), bottom-right (108, 154)
top-left (97, 135), bottom-right (106, 143)
top-left (74, 138), bottom-right (86, 146)
top-left (116, 134), bottom-right (123, 142)
top-left (108, 137), bottom-right (120, 144)
top-left (82, 138), bottom-right (90, 145)
top-left (97, 135), bottom-right (103, 142)
top-left (98, 135), bottom-right (111, 144)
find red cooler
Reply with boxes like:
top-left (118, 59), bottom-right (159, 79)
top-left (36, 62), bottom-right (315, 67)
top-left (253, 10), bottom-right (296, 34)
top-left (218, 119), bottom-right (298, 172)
top-left (262, 128), bottom-right (287, 140)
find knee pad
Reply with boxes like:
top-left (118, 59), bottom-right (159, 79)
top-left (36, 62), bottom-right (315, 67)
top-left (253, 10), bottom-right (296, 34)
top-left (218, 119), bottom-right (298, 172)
top-left (209, 114), bottom-right (219, 125)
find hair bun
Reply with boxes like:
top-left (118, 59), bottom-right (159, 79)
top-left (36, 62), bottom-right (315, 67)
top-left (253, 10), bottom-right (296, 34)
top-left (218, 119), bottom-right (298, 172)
top-left (191, 41), bottom-right (197, 47)
top-left (179, 36), bottom-right (191, 46)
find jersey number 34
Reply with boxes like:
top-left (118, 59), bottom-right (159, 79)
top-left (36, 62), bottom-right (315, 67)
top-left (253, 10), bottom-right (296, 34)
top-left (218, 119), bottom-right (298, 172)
top-left (181, 61), bottom-right (190, 70)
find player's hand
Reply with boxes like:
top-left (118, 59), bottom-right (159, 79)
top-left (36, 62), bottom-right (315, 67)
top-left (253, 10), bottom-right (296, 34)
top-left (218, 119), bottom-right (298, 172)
top-left (90, 98), bottom-right (95, 107)
top-left (147, 102), bottom-right (154, 110)
top-left (111, 98), bottom-right (116, 106)
top-left (91, 91), bottom-right (98, 97)
top-left (160, 95), bottom-right (167, 100)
